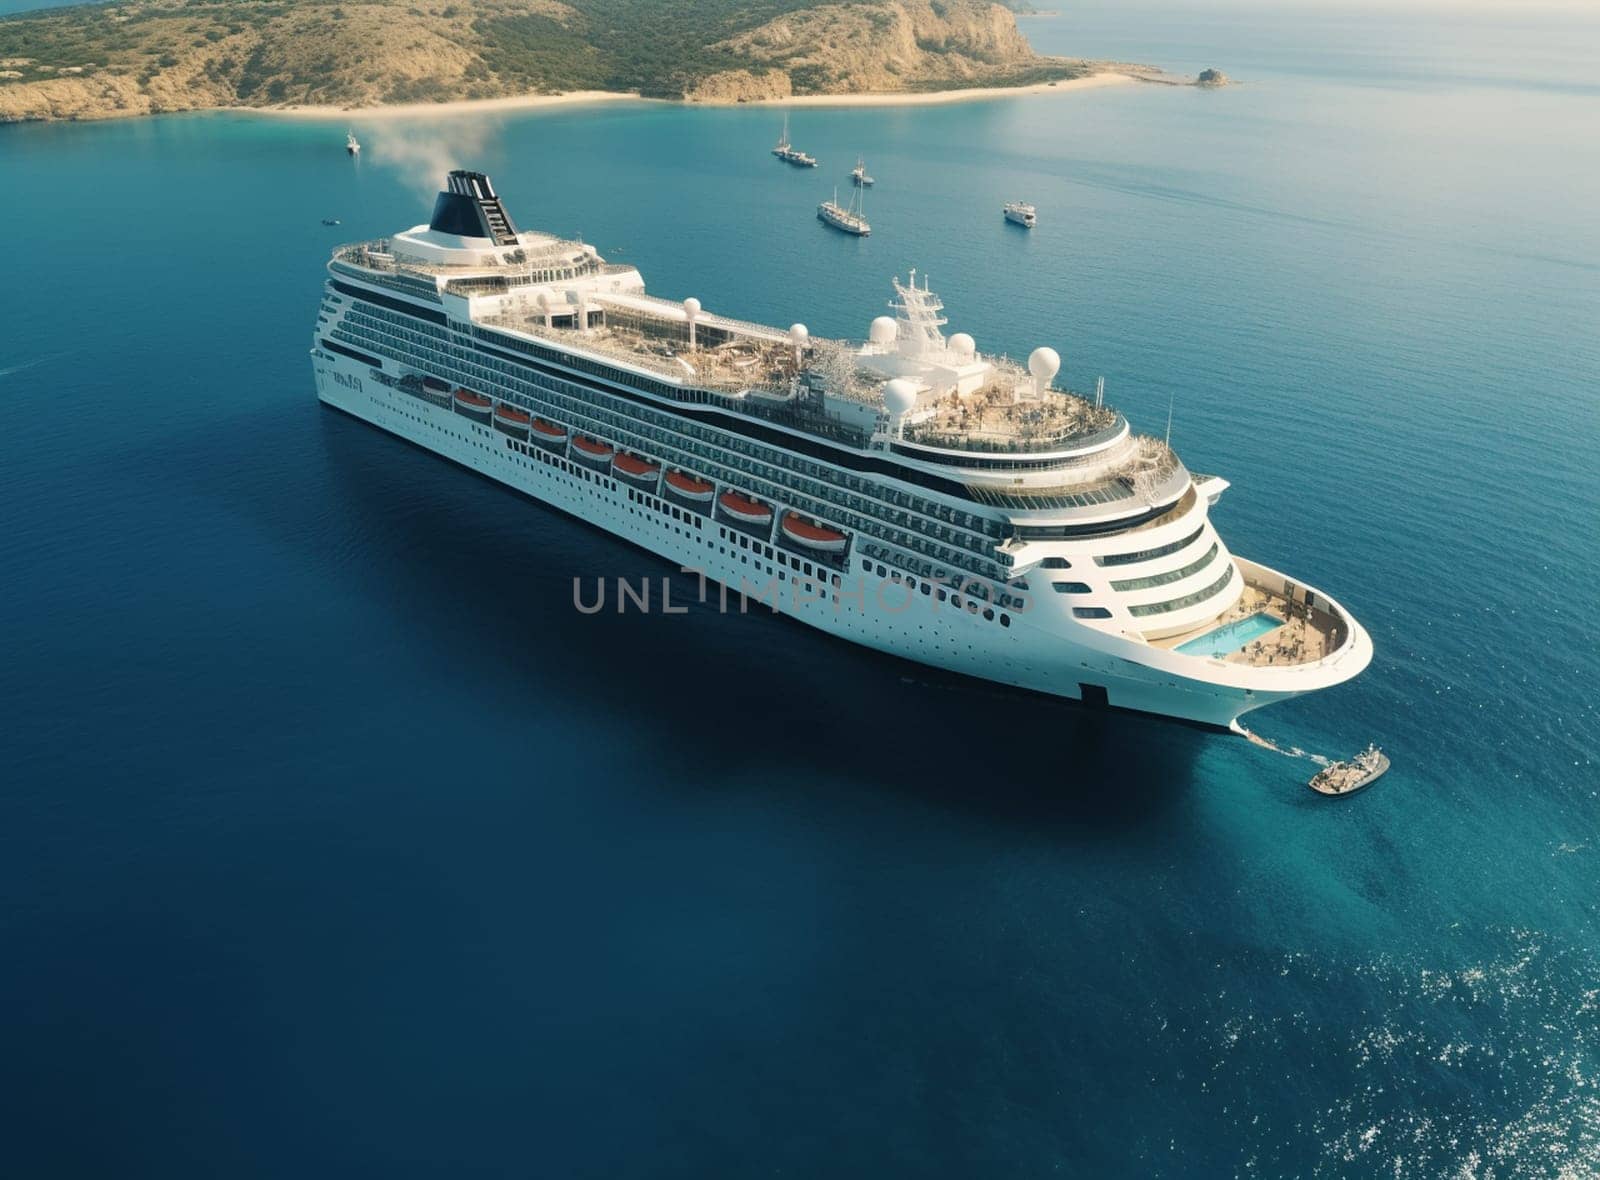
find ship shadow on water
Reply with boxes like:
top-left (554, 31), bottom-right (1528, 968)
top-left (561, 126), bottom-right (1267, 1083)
top-left (170, 403), bottom-right (1207, 834)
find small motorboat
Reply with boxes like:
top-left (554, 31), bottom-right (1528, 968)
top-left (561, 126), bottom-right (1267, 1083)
top-left (1308, 745), bottom-right (1389, 797)
top-left (321, 218), bottom-right (342, 226)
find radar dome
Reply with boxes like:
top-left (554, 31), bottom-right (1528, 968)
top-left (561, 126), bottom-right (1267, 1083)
top-left (869, 316), bottom-right (898, 346)
top-left (1028, 347), bottom-right (1061, 384)
top-left (789, 323), bottom-right (809, 346)
top-left (683, 297), bottom-right (701, 317)
top-left (949, 332), bottom-right (975, 360)
top-left (883, 378), bottom-right (919, 417)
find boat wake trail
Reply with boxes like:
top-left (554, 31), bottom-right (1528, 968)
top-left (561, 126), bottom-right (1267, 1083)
top-left (0, 353), bottom-right (60, 380)
top-left (1232, 722), bottom-right (1331, 767)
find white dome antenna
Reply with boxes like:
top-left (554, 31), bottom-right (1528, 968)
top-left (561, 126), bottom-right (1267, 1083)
top-left (789, 322), bottom-right (809, 365)
top-left (1028, 346), bottom-right (1061, 397)
top-left (949, 332), bottom-right (975, 361)
top-left (869, 315), bottom-right (897, 348)
top-left (683, 296), bottom-right (701, 350)
top-left (883, 378), bottom-right (919, 435)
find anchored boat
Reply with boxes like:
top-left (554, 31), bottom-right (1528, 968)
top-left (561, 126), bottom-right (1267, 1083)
top-left (819, 186), bottom-right (871, 236)
top-left (1003, 201), bottom-right (1037, 228)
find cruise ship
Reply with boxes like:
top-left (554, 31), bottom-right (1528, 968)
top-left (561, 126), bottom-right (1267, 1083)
top-left (311, 170), bottom-right (1371, 728)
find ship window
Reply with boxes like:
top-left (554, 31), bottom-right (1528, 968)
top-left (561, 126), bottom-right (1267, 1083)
top-left (938, 590), bottom-right (948, 602)
top-left (1073, 607), bottom-right (1113, 619)
top-left (1052, 582), bottom-right (1092, 594)
top-left (1096, 525), bottom-right (1206, 568)
top-left (1000, 613), bottom-right (1011, 627)
top-left (1041, 558), bottom-right (1072, 569)
top-left (983, 609), bottom-right (994, 621)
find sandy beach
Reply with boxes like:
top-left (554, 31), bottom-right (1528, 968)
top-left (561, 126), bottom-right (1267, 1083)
top-left (254, 71), bottom-right (1139, 121)
top-left (745, 71), bottom-right (1138, 108)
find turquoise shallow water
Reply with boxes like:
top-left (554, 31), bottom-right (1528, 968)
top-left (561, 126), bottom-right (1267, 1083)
top-left (2, 3), bottom-right (1598, 1175)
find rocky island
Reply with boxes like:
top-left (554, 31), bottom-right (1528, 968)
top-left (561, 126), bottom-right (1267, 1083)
top-left (0, 0), bottom-right (1162, 124)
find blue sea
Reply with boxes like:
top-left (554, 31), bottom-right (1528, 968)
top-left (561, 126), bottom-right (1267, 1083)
top-left (3, 2), bottom-right (1597, 1174)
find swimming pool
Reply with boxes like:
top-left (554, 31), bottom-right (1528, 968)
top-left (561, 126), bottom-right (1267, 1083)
top-left (1175, 612), bottom-right (1284, 658)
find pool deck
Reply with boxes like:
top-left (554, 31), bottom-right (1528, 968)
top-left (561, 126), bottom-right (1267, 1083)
top-left (1151, 578), bottom-right (1343, 667)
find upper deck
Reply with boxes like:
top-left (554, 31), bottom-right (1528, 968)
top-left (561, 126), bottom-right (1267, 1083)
top-left (327, 174), bottom-right (1190, 524)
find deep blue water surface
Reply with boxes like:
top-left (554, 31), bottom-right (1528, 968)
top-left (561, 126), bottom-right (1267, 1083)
top-left (4, 3), bottom-right (1598, 1175)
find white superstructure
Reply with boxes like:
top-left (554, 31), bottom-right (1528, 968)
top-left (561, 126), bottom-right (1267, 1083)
top-left (310, 171), bottom-right (1371, 728)
top-left (1004, 201), bottom-right (1037, 228)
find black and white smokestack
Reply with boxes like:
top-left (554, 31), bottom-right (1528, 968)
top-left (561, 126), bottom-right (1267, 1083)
top-left (428, 169), bottom-right (519, 246)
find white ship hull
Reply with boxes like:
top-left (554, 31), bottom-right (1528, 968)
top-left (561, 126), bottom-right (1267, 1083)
top-left (311, 348), bottom-right (1362, 729)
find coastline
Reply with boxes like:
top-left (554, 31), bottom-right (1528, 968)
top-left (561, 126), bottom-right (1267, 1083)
top-left (738, 71), bottom-right (1138, 108)
top-left (244, 69), bottom-right (1140, 122)
top-left (252, 89), bottom-right (648, 121)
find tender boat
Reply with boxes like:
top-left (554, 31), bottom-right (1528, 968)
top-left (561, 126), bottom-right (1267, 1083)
top-left (531, 418), bottom-right (567, 444)
top-left (1308, 745), bottom-right (1390, 797)
top-left (613, 452), bottom-right (661, 483)
top-left (453, 387), bottom-right (493, 421)
top-left (572, 435), bottom-right (614, 461)
top-left (665, 470), bottom-right (716, 502)
top-left (718, 491), bottom-right (774, 526)
top-left (493, 403), bottom-right (531, 436)
top-left (781, 512), bottom-right (849, 553)
top-left (1003, 201), bottom-right (1038, 228)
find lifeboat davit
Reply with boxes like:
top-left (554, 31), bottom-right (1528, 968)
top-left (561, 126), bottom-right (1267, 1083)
top-left (665, 470), bottom-right (715, 502)
top-left (613, 452), bottom-right (660, 481)
top-left (719, 491), bottom-right (774, 527)
top-left (454, 387), bottom-right (493, 420)
top-left (572, 435), bottom-right (614, 461)
top-left (531, 418), bottom-right (567, 444)
top-left (781, 512), bottom-right (849, 553)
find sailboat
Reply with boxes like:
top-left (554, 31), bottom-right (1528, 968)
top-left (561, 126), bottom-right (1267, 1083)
top-left (771, 114), bottom-right (818, 167)
top-left (818, 185), bottom-right (870, 236)
top-left (850, 156), bottom-right (875, 187)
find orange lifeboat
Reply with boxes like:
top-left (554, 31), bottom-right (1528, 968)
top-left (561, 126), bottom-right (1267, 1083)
top-left (781, 512), bottom-right (849, 553)
top-left (531, 418), bottom-right (567, 444)
top-left (665, 470), bottom-right (715, 502)
top-left (718, 491), bottom-right (774, 527)
top-left (613, 452), bottom-right (660, 481)
top-left (572, 435), bottom-right (614, 462)
top-left (453, 387), bottom-right (493, 420)
top-left (493, 403), bottom-right (531, 436)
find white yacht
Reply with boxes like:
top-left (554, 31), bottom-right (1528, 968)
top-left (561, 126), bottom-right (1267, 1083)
top-left (310, 171), bottom-right (1371, 728)
top-left (851, 157), bottom-right (876, 187)
top-left (1004, 201), bottom-right (1037, 228)
top-left (346, 130), bottom-right (360, 157)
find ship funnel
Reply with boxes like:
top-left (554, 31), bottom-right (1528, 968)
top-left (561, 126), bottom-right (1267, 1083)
top-left (429, 170), bottom-right (520, 246)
